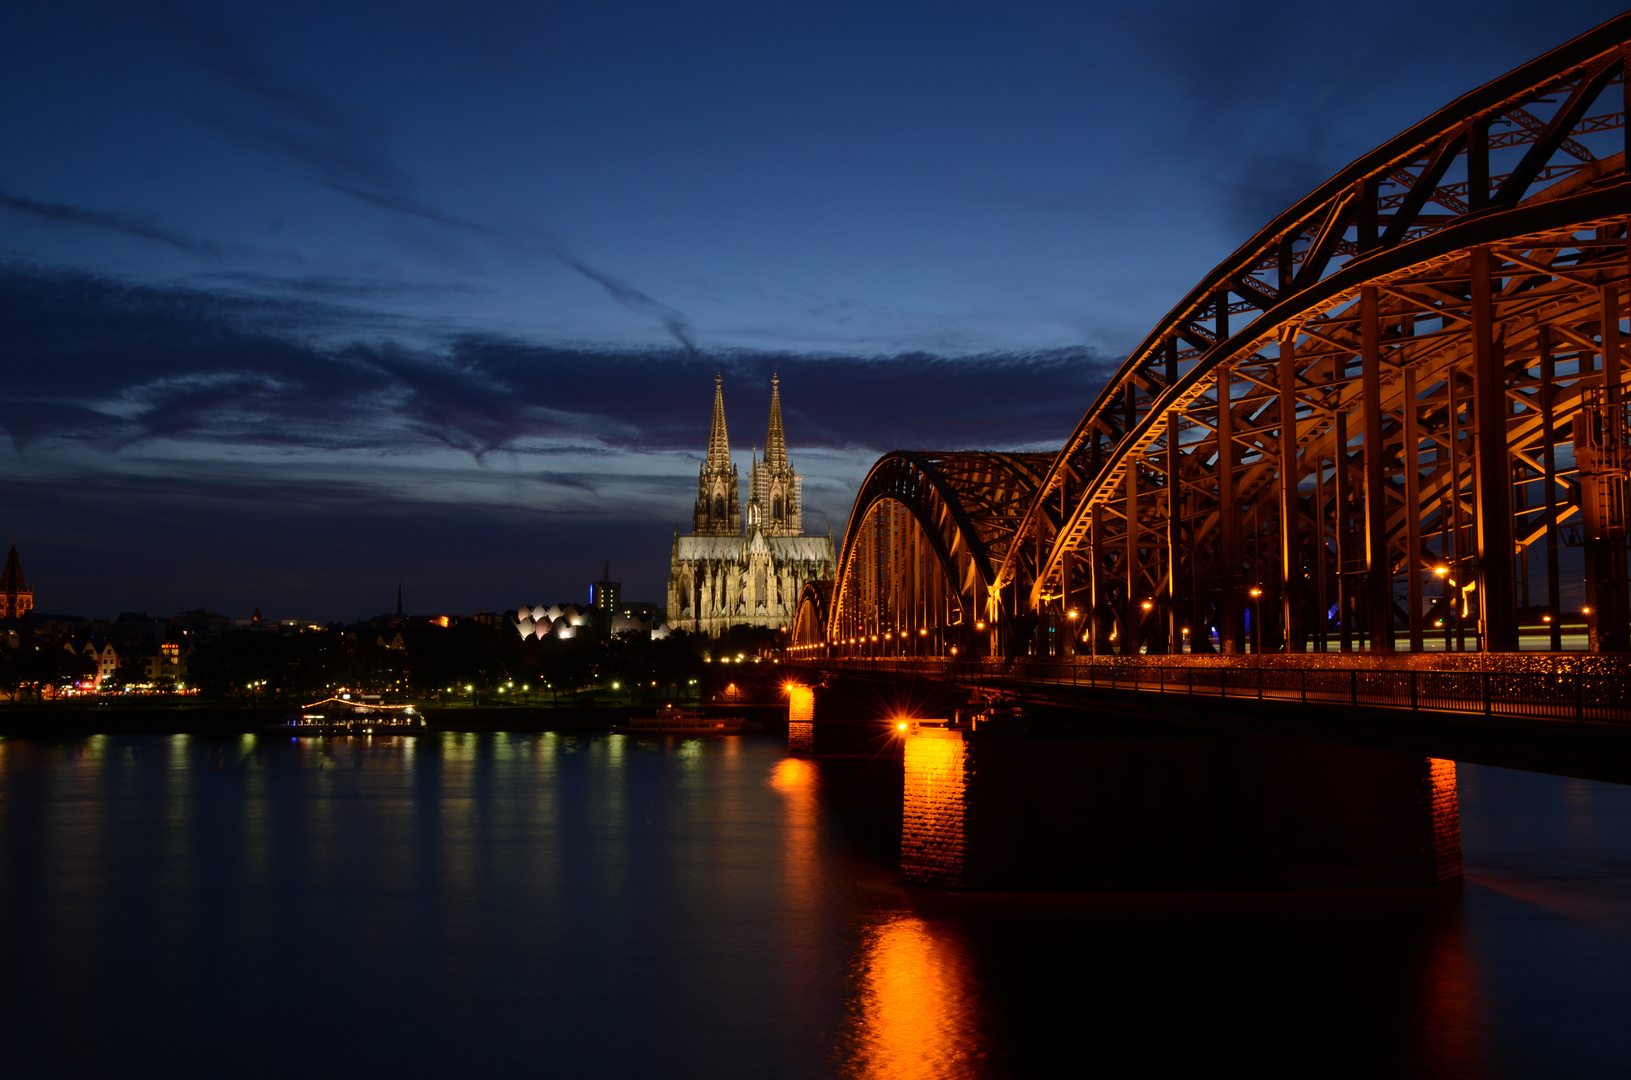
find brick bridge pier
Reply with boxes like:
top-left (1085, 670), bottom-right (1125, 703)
top-left (781, 653), bottom-right (1631, 891)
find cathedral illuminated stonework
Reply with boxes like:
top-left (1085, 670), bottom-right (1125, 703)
top-left (669, 374), bottom-right (836, 636)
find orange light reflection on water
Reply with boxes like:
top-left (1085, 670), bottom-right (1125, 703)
top-left (845, 912), bottom-right (988, 1080)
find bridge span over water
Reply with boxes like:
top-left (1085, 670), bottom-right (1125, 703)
top-left (795, 14), bottom-right (1631, 668)
top-left (778, 18), bottom-right (1631, 887)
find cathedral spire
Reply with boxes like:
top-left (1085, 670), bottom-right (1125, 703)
top-left (693, 373), bottom-right (741, 536)
top-left (764, 372), bottom-right (787, 468)
top-left (706, 371), bottom-right (732, 471)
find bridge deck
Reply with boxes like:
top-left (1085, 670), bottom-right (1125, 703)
top-left (800, 655), bottom-right (1631, 784)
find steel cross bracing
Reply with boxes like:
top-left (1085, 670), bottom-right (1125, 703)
top-left (820, 452), bottom-right (1054, 651)
top-left (803, 14), bottom-right (1631, 660)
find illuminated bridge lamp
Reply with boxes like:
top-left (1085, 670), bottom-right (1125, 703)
top-left (1142, 600), bottom-right (1155, 611)
top-left (975, 621), bottom-right (985, 631)
top-left (1066, 610), bottom-right (1078, 620)
top-left (919, 628), bottom-right (928, 636)
top-left (1434, 565), bottom-right (1450, 577)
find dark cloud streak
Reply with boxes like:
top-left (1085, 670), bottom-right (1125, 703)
top-left (0, 187), bottom-right (224, 259)
top-left (0, 262), bottom-right (1113, 457)
top-left (151, 2), bottom-right (702, 352)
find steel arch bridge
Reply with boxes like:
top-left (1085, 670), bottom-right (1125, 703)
top-left (793, 14), bottom-right (1631, 662)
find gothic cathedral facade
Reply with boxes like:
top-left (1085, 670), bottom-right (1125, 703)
top-left (669, 374), bottom-right (836, 636)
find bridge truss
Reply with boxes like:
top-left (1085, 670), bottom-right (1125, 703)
top-left (794, 15), bottom-right (1631, 660)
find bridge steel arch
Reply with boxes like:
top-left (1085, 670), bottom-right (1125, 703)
top-left (821, 14), bottom-right (1631, 659)
top-left (791, 580), bottom-right (832, 652)
top-left (810, 451), bottom-right (1054, 657)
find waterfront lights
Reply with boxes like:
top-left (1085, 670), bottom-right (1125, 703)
top-left (1542, 614), bottom-right (1553, 623)
top-left (1583, 606), bottom-right (1593, 615)
top-left (949, 646), bottom-right (958, 655)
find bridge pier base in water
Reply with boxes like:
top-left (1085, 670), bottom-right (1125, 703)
top-left (897, 723), bottom-right (1461, 891)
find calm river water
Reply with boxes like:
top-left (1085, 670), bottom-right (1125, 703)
top-left (0, 732), bottom-right (1626, 1078)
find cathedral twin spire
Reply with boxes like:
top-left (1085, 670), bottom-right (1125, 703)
top-left (705, 371), bottom-right (732, 473)
top-left (692, 373), bottom-right (801, 537)
top-left (763, 373), bottom-right (787, 469)
top-left (693, 373), bottom-right (741, 536)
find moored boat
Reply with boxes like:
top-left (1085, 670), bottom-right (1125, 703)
top-left (611, 705), bottom-right (759, 735)
top-left (269, 697), bottom-right (427, 736)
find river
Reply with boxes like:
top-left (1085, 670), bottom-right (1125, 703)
top-left (0, 732), bottom-right (1625, 1078)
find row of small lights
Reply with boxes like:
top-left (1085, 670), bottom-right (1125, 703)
top-left (792, 570), bottom-right (1595, 649)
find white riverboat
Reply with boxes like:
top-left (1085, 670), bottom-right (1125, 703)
top-left (270, 697), bottom-right (427, 736)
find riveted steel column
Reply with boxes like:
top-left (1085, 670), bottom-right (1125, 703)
top-left (1124, 381), bottom-right (1141, 655)
top-left (1585, 281), bottom-right (1630, 652)
top-left (1089, 503), bottom-right (1104, 656)
top-left (1471, 247), bottom-right (1517, 651)
top-left (1404, 367), bottom-right (1424, 652)
top-left (1540, 326), bottom-right (1562, 651)
top-left (1361, 286), bottom-right (1395, 653)
top-left (1167, 415), bottom-right (1182, 653)
top-left (1278, 330), bottom-right (1302, 652)
top-left (1216, 363), bottom-right (1239, 653)
top-left (1334, 407), bottom-right (1353, 652)
top-left (1126, 457), bottom-right (1140, 652)
top-left (1166, 338), bottom-right (1183, 654)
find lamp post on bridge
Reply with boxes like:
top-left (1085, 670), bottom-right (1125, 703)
top-left (1434, 565), bottom-right (1451, 651)
top-left (1248, 587), bottom-right (1263, 654)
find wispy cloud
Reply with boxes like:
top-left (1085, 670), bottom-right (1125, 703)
top-left (0, 187), bottom-right (225, 259)
top-left (150, 1), bottom-right (701, 351)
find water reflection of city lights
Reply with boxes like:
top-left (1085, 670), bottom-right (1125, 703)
top-left (844, 913), bottom-right (986, 1079)
top-left (770, 757), bottom-right (817, 791)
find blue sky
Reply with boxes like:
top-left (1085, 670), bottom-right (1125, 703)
top-left (1, 0), bottom-right (1621, 620)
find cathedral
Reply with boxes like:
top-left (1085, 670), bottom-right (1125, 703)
top-left (668, 374), bottom-right (836, 636)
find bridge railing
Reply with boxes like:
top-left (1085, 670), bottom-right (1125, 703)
top-left (811, 657), bottom-right (1631, 727)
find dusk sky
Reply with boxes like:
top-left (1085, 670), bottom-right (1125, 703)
top-left (3, 0), bottom-right (1622, 621)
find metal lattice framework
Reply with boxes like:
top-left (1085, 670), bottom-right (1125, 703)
top-left (801, 14), bottom-right (1631, 660)
top-left (816, 452), bottom-right (1053, 652)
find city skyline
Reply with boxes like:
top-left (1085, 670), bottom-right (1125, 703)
top-left (3, 1), bottom-right (1623, 619)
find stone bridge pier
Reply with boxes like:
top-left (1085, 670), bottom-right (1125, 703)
top-left (790, 678), bottom-right (1461, 891)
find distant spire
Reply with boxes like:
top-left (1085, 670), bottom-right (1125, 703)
top-left (764, 372), bottom-right (787, 468)
top-left (706, 371), bottom-right (731, 470)
top-left (0, 546), bottom-right (26, 594)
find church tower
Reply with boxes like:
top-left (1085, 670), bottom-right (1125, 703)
top-left (748, 373), bottom-right (802, 537)
top-left (692, 373), bottom-right (741, 536)
top-left (0, 546), bottom-right (32, 619)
